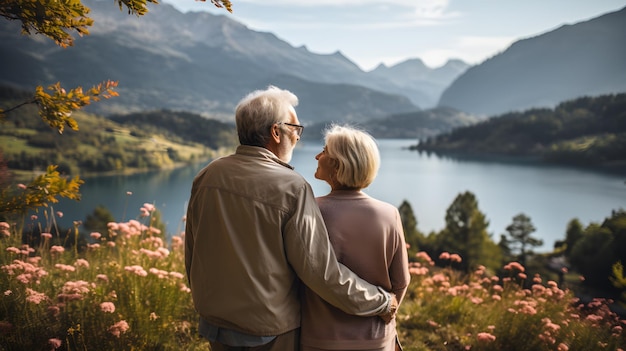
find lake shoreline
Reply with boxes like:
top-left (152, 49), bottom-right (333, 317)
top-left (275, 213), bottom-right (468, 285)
top-left (9, 147), bottom-right (236, 182)
top-left (407, 147), bottom-right (626, 177)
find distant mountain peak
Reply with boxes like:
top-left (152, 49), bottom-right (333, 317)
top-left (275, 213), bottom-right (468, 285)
top-left (438, 6), bottom-right (626, 116)
top-left (0, 0), bottom-right (463, 118)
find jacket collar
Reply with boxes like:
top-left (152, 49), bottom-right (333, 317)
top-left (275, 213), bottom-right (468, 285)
top-left (236, 145), bottom-right (295, 170)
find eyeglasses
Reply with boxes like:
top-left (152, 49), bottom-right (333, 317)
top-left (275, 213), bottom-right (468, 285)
top-left (277, 122), bottom-right (304, 137)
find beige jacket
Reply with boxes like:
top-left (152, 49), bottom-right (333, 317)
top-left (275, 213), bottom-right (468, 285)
top-left (185, 146), bottom-right (390, 336)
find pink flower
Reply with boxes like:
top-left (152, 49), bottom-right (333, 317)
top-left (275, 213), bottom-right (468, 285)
top-left (409, 266), bottom-right (429, 275)
top-left (108, 320), bottom-right (130, 337)
top-left (586, 314), bottom-right (603, 323)
top-left (557, 343), bottom-right (569, 351)
top-left (0, 222), bottom-right (9, 230)
top-left (100, 302), bottom-right (116, 313)
top-left (504, 261), bottom-right (525, 272)
top-left (55, 211), bottom-right (63, 218)
top-left (74, 259), bottom-right (90, 268)
top-left (17, 274), bottom-right (31, 284)
top-left (142, 203), bottom-right (156, 212)
top-left (25, 288), bottom-right (48, 305)
top-left (17, 183), bottom-right (27, 189)
top-left (55, 263), bottom-right (76, 272)
top-left (126, 191), bottom-right (133, 195)
top-left (169, 271), bottom-right (184, 280)
top-left (450, 253), bottom-right (462, 263)
top-left (543, 318), bottom-right (561, 332)
top-left (90, 232), bottom-right (102, 240)
top-left (48, 338), bottom-right (62, 349)
top-left (171, 235), bottom-right (183, 246)
top-left (124, 265), bottom-right (148, 277)
top-left (150, 312), bottom-right (159, 321)
top-left (149, 267), bottom-right (169, 279)
top-left (179, 283), bottom-right (191, 293)
top-left (477, 332), bottom-right (496, 342)
top-left (470, 297), bottom-right (483, 305)
top-left (140, 248), bottom-right (167, 259)
top-left (50, 245), bottom-right (65, 254)
top-left (30, 215), bottom-right (38, 221)
top-left (6, 247), bottom-right (20, 254)
top-left (415, 251), bottom-right (434, 265)
top-left (60, 280), bottom-right (93, 297)
top-left (96, 274), bottom-right (109, 283)
top-left (439, 252), bottom-right (451, 260)
top-left (41, 232), bottom-right (53, 239)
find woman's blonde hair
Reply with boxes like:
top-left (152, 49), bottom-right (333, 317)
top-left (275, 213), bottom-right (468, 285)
top-left (323, 124), bottom-right (380, 189)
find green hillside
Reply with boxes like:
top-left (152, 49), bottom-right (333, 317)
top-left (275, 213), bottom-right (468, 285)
top-left (414, 93), bottom-right (626, 171)
top-left (0, 86), bottom-right (237, 176)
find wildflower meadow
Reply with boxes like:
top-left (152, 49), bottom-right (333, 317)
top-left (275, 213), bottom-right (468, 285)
top-left (0, 204), bottom-right (206, 351)
top-left (1, 204), bottom-right (625, 350)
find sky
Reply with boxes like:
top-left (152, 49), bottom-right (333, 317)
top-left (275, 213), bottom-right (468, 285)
top-left (161, 0), bottom-right (626, 71)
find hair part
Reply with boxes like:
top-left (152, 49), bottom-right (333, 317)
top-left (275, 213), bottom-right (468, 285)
top-left (235, 85), bottom-right (299, 147)
top-left (323, 124), bottom-right (380, 189)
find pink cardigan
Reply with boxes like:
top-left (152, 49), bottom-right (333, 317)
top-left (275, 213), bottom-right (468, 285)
top-left (301, 190), bottom-right (411, 350)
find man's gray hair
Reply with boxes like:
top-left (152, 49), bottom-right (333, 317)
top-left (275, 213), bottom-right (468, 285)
top-left (235, 86), bottom-right (299, 147)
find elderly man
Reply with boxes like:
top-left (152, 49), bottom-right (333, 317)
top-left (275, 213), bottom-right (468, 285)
top-left (185, 86), bottom-right (396, 351)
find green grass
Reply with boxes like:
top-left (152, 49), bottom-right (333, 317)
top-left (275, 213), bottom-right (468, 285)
top-left (1, 206), bottom-right (625, 351)
top-left (0, 135), bottom-right (39, 154)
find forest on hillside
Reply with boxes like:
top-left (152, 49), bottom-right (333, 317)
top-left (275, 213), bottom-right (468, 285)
top-left (0, 86), bottom-right (237, 175)
top-left (399, 192), bottom-right (626, 297)
top-left (415, 93), bottom-right (626, 172)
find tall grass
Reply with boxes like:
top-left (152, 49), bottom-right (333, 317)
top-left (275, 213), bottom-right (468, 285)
top-left (1, 205), bottom-right (625, 350)
top-left (0, 205), bottom-right (207, 351)
top-left (399, 253), bottom-right (626, 351)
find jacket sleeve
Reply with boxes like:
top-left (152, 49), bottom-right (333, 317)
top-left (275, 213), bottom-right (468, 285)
top-left (184, 184), bottom-right (195, 286)
top-left (283, 183), bottom-right (390, 316)
top-left (390, 208), bottom-right (411, 304)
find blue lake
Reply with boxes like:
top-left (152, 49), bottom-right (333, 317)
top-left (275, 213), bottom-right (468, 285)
top-left (55, 139), bottom-right (625, 251)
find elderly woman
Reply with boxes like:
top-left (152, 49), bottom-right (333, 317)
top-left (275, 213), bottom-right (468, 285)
top-left (301, 124), bottom-right (411, 351)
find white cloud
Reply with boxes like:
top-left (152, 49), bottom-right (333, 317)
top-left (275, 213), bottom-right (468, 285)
top-left (238, 0), bottom-right (432, 6)
top-left (226, 0), bottom-right (462, 23)
top-left (410, 36), bottom-right (517, 68)
top-left (413, 0), bottom-right (454, 19)
top-left (456, 36), bottom-right (517, 60)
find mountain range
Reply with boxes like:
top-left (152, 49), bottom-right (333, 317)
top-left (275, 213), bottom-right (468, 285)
top-left (439, 6), bottom-right (626, 116)
top-left (0, 0), bottom-right (624, 134)
top-left (0, 0), bottom-right (467, 125)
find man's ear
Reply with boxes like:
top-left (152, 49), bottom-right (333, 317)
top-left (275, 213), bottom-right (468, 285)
top-left (271, 124), bottom-right (281, 143)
